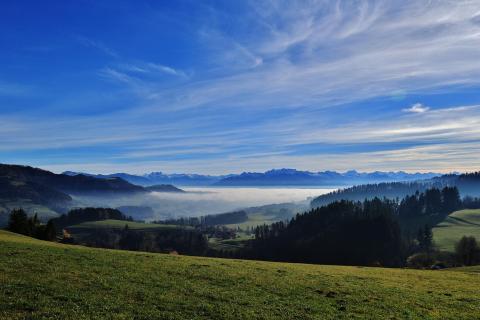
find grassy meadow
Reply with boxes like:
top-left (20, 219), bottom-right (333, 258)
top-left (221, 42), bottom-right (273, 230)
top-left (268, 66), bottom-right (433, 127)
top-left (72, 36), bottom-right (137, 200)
top-left (433, 209), bottom-right (480, 251)
top-left (1, 230), bottom-right (479, 319)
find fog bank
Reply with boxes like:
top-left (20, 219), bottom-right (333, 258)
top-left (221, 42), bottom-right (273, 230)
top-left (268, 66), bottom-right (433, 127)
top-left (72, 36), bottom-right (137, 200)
top-left (73, 187), bottom-right (335, 221)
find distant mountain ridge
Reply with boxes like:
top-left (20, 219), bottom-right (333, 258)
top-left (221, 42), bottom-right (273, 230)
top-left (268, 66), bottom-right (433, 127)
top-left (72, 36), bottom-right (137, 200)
top-left (213, 169), bottom-right (440, 186)
top-left (63, 171), bottom-right (231, 186)
top-left (64, 168), bottom-right (441, 187)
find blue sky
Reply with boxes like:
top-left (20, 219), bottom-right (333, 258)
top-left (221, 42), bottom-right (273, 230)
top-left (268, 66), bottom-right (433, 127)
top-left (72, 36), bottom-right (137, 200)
top-left (2, 0), bottom-right (480, 174)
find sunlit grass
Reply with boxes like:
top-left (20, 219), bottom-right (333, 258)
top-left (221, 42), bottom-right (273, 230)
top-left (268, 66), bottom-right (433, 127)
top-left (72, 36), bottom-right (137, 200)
top-left (1, 230), bottom-right (479, 319)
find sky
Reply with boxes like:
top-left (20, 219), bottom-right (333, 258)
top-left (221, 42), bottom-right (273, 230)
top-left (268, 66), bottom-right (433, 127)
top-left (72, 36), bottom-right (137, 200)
top-left (1, 0), bottom-right (480, 175)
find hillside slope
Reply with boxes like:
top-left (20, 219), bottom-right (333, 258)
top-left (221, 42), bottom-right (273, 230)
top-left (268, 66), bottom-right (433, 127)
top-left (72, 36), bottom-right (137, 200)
top-left (311, 172), bottom-right (480, 209)
top-left (0, 164), bottom-right (147, 222)
top-left (0, 164), bottom-right (145, 196)
top-left (1, 231), bottom-right (479, 319)
top-left (433, 209), bottom-right (480, 251)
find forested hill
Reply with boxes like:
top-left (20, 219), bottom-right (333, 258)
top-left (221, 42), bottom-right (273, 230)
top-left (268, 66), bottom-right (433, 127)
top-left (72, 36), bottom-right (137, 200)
top-left (0, 164), bottom-right (147, 214)
top-left (0, 176), bottom-right (72, 207)
top-left (0, 164), bottom-right (145, 195)
top-left (311, 172), bottom-right (480, 208)
top-left (248, 186), bottom-right (464, 267)
top-left (145, 184), bottom-right (185, 192)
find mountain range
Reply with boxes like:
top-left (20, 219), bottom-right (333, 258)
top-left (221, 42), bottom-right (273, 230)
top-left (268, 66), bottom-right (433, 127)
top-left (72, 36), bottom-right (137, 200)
top-left (63, 168), bottom-right (440, 187)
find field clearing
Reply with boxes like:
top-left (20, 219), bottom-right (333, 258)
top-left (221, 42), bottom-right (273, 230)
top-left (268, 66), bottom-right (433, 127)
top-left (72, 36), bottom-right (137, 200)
top-left (1, 230), bottom-right (479, 319)
top-left (225, 212), bottom-right (284, 229)
top-left (433, 209), bottom-right (480, 251)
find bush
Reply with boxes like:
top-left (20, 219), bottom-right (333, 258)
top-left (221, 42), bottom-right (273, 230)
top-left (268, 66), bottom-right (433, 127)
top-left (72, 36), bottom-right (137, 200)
top-left (406, 252), bottom-right (435, 269)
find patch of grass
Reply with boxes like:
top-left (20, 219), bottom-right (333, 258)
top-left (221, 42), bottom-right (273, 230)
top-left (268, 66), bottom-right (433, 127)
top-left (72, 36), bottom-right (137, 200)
top-left (433, 209), bottom-right (480, 251)
top-left (225, 212), bottom-right (281, 229)
top-left (1, 230), bottom-right (479, 319)
top-left (449, 265), bottom-right (480, 273)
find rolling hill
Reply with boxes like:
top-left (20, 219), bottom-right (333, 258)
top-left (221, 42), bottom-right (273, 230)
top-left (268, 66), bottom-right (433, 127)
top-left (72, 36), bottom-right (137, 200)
top-left (0, 164), bottom-right (148, 223)
top-left (1, 230), bottom-right (479, 319)
top-left (0, 164), bottom-right (145, 195)
top-left (145, 184), bottom-right (185, 192)
top-left (433, 209), bottom-right (480, 251)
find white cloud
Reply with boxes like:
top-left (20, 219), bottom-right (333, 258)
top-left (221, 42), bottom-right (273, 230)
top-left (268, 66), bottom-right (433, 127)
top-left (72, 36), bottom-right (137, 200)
top-left (402, 103), bottom-right (430, 113)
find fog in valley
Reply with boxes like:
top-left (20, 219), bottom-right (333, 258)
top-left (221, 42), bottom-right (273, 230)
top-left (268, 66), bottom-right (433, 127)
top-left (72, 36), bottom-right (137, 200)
top-left (72, 187), bottom-right (335, 221)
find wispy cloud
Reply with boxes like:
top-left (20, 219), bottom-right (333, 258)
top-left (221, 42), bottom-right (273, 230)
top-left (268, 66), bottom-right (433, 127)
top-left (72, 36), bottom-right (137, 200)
top-left (122, 63), bottom-right (188, 78)
top-left (402, 103), bottom-right (430, 113)
top-left (4, 1), bottom-right (480, 174)
top-left (99, 68), bottom-right (136, 84)
top-left (155, 0), bottom-right (480, 111)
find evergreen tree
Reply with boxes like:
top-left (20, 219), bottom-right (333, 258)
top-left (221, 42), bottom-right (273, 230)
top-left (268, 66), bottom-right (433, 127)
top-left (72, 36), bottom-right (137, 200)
top-left (423, 225), bottom-right (433, 252)
top-left (441, 186), bottom-right (461, 214)
top-left (44, 220), bottom-right (57, 241)
top-left (455, 236), bottom-right (479, 266)
top-left (7, 209), bottom-right (29, 235)
top-left (27, 213), bottom-right (39, 236)
top-left (417, 225), bottom-right (433, 252)
top-left (424, 189), bottom-right (442, 214)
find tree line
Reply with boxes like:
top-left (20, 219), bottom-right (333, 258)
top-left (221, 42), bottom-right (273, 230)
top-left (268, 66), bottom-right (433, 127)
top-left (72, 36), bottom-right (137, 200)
top-left (159, 210), bottom-right (248, 226)
top-left (243, 186), bottom-right (479, 267)
top-left (80, 225), bottom-right (209, 255)
top-left (6, 209), bottom-right (56, 241)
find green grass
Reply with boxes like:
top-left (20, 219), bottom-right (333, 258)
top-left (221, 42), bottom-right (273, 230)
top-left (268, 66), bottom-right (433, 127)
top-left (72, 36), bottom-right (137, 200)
top-left (225, 212), bottom-right (281, 229)
top-left (1, 231), bottom-right (479, 319)
top-left (68, 219), bottom-right (189, 231)
top-left (449, 265), bottom-right (480, 273)
top-left (433, 209), bottom-right (480, 251)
